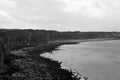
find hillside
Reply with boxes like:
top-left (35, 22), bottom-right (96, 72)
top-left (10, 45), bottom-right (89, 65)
top-left (0, 29), bottom-right (120, 80)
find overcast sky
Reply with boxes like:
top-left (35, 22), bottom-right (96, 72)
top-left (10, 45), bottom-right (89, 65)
top-left (0, 0), bottom-right (120, 31)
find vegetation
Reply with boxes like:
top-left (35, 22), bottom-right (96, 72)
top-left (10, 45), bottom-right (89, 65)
top-left (0, 29), bottom-right (120, 65)
top-left (0, 29), bottom-right (120, 50)
top-left (0, 29), bottom-right (120, 80)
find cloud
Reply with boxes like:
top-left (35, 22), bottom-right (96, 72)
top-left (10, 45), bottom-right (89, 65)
top-left (0, 10), bottom-right (17, 22)
top-left (0, 0), bottom-right (120, 31)
top-left (55, 0), bottom-right (120, 18)
top-left (20, 16), bottom-right (42, 20)
top-left (0, 0), bottom-right (16, 7)
top-left (31, 8), bottom-right (40, 12)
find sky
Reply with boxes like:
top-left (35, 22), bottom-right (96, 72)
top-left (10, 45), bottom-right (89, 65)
top-left (0, 0), bottom-right (120, 31)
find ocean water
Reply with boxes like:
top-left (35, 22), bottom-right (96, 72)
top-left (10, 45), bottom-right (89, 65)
top-left (41, 40), bottom-right (120, 80)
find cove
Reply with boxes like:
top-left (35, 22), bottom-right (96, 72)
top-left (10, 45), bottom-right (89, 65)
top-left (41, 40), bottom-right (120, 80)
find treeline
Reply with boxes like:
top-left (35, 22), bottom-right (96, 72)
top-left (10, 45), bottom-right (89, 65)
top-left (0, 29), bottom-right (120, 50)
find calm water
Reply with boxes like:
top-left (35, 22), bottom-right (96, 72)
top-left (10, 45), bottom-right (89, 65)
top-left (41, 40), bottom-right (120, 80)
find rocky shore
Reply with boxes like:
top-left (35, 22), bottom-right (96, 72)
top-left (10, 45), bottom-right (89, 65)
top-left (0, 42), bottom-right (88, 80)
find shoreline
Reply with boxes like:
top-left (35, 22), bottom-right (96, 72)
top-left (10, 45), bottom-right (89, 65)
top-left (0, 38), bottom-right (119, 80)
top-left (51, 38), bottom-right (118, 43)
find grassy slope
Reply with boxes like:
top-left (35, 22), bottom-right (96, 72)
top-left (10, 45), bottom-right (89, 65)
top-left (0, 38), bottom-right (118, 80)
top-left (0, 41), bottom-right (85, 80)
